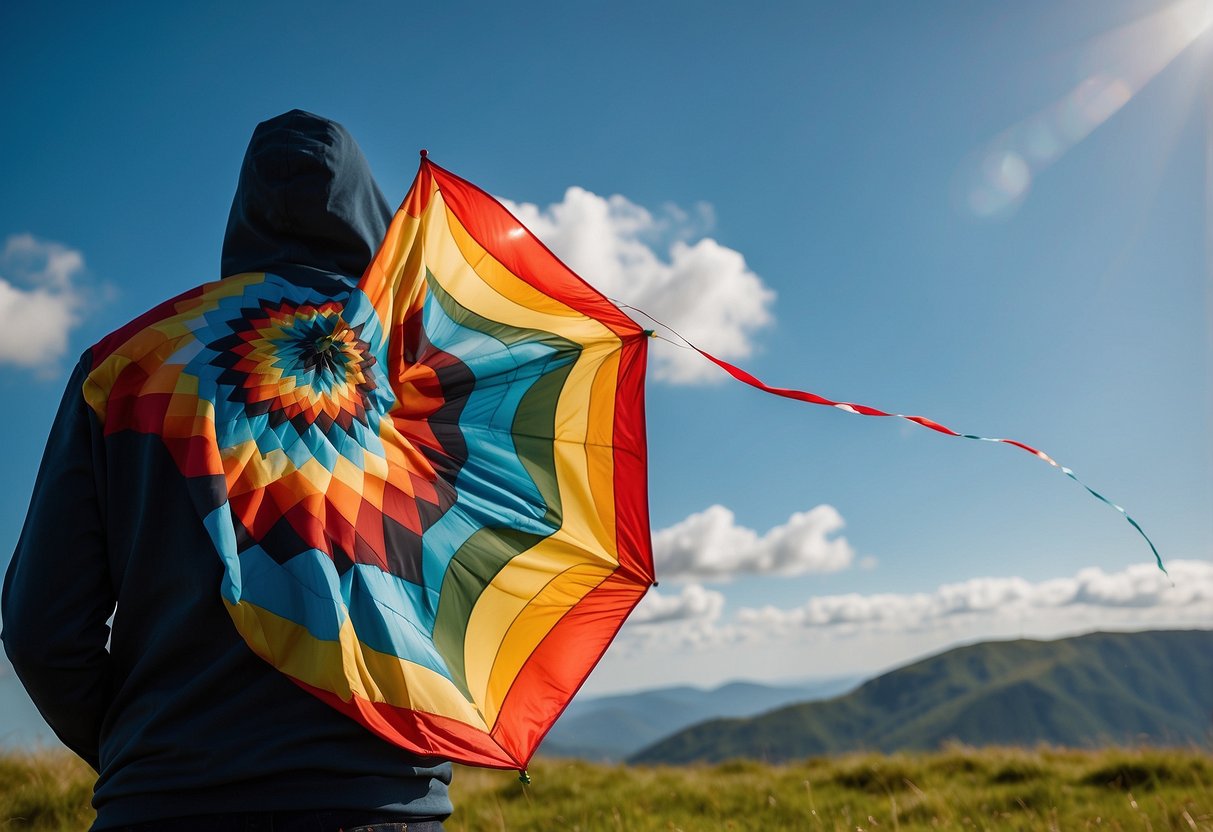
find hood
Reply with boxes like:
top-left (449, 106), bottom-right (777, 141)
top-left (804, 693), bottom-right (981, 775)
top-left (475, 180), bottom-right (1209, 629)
top-left (221, 110), bottom-right (391, 283)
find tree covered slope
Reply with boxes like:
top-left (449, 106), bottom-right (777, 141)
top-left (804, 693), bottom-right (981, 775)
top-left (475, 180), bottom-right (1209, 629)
top-left (631, 630), bottom-right (1213, 764)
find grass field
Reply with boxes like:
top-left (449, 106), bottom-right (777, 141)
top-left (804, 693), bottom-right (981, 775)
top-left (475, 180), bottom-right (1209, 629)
top-left (2, 747), bottom-right (1211, 830)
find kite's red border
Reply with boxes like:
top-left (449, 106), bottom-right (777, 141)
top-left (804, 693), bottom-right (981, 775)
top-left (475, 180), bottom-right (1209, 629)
top-left (299, 681), bottom-right (520, 768)
top-left (423, 160), bottom-right (644, 340)
top-left (489, 570), bottom-right (650, 767)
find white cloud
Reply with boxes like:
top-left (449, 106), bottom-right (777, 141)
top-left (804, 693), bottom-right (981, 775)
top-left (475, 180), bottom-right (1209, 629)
top-left (735, 559), bottom-right (1213, 635)
top-left (621, 583), bottom-right (733, 651)
top-left (501, 188), bottom-right (774, 384)
top-left (596, 560), bottom-right (1212, 694)
top-left (630, 583), bottom-right (726, 626)
top-left (0, 234), bottom-right (91, 369)
top-left (653, 504), bottom-right (855, 582)
top-left (616, 559), bottom-right (1210, 651)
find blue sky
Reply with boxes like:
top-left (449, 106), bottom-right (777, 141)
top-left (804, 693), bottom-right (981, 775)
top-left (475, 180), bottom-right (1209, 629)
top-left (1, 0), bottom-right (1210, 699)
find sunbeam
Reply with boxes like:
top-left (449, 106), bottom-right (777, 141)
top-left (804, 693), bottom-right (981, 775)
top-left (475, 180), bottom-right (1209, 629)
top-left (963, 0), bottom-right (1213, 218)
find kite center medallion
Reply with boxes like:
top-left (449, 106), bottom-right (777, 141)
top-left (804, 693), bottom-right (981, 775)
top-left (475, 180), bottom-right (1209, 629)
top-left (210, 299), bottom-right (378, 438)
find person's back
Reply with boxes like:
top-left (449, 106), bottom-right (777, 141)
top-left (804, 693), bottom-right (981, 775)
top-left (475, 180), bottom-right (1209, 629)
top-left (2, 110), bottom-right (452, 831)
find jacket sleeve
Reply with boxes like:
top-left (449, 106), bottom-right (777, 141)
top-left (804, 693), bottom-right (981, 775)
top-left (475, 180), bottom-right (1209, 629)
top-left (2, 354), bottom-right (113, 770)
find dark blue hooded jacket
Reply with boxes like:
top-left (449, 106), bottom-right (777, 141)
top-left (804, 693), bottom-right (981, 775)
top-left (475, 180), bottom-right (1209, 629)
top-left (2, 110), bottom-right (452, 829)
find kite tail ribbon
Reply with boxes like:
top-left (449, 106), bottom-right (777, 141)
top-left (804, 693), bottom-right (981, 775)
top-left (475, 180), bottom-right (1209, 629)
top-left (692, 347), bottom-right (1166, 574)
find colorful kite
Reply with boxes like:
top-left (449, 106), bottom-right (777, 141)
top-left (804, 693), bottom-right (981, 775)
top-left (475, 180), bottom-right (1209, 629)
top-left (83, 154), bottom-right (653, 771)
top-left (81, 151), bottom-right (1160, 774)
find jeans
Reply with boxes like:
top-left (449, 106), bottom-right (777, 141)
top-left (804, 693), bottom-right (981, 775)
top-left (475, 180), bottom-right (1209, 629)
top-left (111, 810), bottom-right (445, 832)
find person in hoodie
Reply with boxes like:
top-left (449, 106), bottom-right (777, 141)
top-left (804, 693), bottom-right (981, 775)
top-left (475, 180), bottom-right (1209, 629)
top-left (2, 110), bottom-right (453, 832)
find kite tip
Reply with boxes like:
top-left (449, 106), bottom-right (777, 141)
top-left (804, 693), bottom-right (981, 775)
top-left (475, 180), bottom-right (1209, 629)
top-left (419, 148), bottom-right (429, 159)
top-left (518, 770), bottom-right (532, 785)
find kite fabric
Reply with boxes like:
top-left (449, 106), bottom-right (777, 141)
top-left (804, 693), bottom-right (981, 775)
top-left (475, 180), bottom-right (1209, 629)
top-left (82, 154), bottom-right (654, 770)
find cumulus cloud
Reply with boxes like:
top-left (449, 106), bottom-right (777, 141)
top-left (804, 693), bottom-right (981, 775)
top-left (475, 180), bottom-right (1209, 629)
top-left (599, 560), bottom-right (1212, 690)
top-left (620, 583), bottom-right (734, 651)
top-left (652, 504), bottom-right (855, 582)
top-left (735, 560), bottom-right (1213, 636)
top-left (501, 188), bottom-right (774, 383)
top-left (616, 559), bottom-right (1210, 655)
top-left (0, 234), bottom-right (92, 369)
top-left (630, 583), bottom-right (726, 626)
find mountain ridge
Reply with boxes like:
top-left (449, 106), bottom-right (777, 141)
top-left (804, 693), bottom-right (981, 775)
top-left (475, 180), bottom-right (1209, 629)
top-left (631, 629), bottom-right (1213, 764)
top-left (541, 675), bottom-right (861, 760)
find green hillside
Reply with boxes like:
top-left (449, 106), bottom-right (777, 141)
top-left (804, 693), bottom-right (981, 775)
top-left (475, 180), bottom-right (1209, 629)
top-left (541, 677), bottom-right (860, 760)
top-left (632, 629), bottom-right (1213, 764)
top-left (8, 747), bottom-right (1213, 831)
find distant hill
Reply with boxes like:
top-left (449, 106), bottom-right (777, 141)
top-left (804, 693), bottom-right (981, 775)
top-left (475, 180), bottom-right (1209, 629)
top-left (541, 676), bottom-right (861, 761)
top-left (631, 630), bottom-right (1213, 764)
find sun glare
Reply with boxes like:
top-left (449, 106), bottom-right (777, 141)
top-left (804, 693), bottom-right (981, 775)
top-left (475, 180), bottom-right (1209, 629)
top-left (964, 0), bottom-right (1212, 218)
top-left (1174, 0), bottom-right (1213, 39)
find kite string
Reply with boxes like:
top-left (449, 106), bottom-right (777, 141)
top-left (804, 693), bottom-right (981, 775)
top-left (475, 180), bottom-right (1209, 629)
top-left (615, 301), bottom-right (1166, 575)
